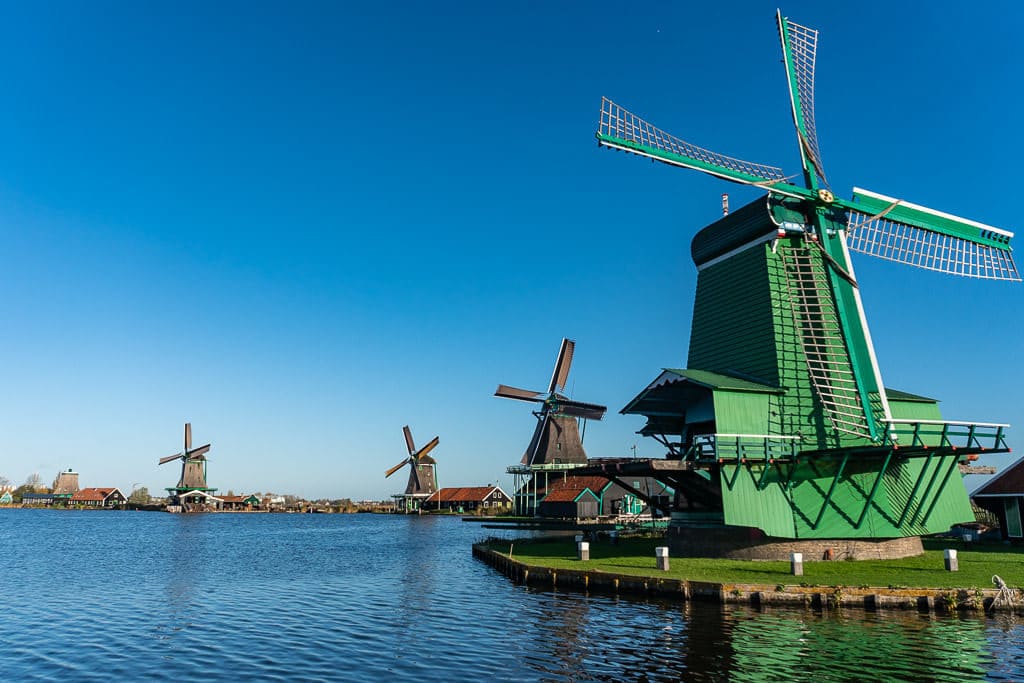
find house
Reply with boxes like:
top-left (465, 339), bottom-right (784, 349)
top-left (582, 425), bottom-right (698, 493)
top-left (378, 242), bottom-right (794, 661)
top-left (530, 475), bottom-right (673, 519)
top-left (423, 486), bottom-right (512, 513)
top-left (71, 487), bottom-right (127, 508)
top-left (0, 491), bottom-right (13, 505)
top-left (21, 492), bottom-right (57, 506)
top-left (971, 456), bottom-right (1024, 539)
top-left (220, 494), bottom-right (260, 511)
top-left (538, 485), bottom-right (601, 519)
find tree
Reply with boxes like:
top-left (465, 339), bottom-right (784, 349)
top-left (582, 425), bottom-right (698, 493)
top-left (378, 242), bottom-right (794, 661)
top-left (0, 475), bottom-right (11, 489)
top-left (128, 486), bottom-right (150, 505)
top-left (24, 473), bottom-right (42, 491)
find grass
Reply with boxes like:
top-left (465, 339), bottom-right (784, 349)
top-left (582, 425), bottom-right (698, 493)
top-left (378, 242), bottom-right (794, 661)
top-left (487, 536), bottom-right (1024, 590)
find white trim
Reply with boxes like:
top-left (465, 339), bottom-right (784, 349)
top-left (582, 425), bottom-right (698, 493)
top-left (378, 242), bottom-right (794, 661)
top-left (852, 187), bottom-right (1013, 237)
top-left (696, 230), bottom-right (780, 271)
top-left (838, 233), bottom-right (892, 424)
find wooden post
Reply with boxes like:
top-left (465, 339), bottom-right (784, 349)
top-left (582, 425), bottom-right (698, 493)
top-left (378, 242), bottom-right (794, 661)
top-left (944, 548), bottom-right (958, 571)
top-left (656, 546), bottom-right (670, 571)
top-left (577, 541), bottom-right (590, 561)
top-left (791, 552), bottom-right (803, 576)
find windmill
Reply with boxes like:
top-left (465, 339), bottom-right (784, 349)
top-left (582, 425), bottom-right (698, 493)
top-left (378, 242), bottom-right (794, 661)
top-left (159, 422), bottom-right (216, 509)
top-left (385, 425), bottom-right (439, 513)
top-left (496, 338), bottom-right (607, 515)
top-left (596, 11), bottom-right (1014, 556)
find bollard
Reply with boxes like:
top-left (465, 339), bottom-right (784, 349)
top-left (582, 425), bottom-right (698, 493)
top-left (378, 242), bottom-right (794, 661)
top-left (656, 546), bottom-right (670, 571)
top-left (575, 534), bottom-right (584, 544)
top-left (609, 530), bottom-right (619, 545)
top-left (577, 541), bottom-right (590, 561)
top-left (944, 548), bottom-right (958, 572)
top-left (791, 552), bottom-right (803, 576)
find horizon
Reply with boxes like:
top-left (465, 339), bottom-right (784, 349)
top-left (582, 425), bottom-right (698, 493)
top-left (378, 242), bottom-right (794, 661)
top-left (1, 1), bottom-right (1021, 500)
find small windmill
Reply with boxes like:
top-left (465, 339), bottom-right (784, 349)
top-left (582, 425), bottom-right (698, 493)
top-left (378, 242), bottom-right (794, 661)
top-left (159, 422), bottom-right (215, 506)
top-left (385, 425), bottom-right (439, 512)
top-left (598, 11), bottom-right (1014, 547)
top-left (496, 338), bottom-right (608, 467)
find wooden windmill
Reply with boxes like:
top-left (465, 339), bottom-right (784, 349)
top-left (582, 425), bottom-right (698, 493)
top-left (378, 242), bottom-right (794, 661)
top-left (159, 422), bottom-right (216, 508)
top-left (497, 338), bottom-right (607, 515)
top-left (385, 425), bottom-right (439, 513)
top-left (596, 11), bottom-right (1014, 554)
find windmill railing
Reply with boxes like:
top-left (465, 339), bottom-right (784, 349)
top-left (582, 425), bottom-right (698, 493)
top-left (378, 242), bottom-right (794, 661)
top-left (684, 434), bottom-right (804, 464)
top-left (882, 419), bottom-right (1011, 452)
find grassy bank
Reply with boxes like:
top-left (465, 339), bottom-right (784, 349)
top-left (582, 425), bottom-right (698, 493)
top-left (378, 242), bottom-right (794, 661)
top-left (485, 536), bottom-right (1024, 590)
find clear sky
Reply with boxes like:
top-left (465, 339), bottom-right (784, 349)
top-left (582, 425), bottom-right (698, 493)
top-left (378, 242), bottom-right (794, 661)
top-left (1, 1), bottom-right (1021, 500)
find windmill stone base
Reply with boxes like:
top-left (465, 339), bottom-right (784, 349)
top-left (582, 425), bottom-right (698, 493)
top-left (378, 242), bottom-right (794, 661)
top-left (666, 523), bottom-right (923, 562)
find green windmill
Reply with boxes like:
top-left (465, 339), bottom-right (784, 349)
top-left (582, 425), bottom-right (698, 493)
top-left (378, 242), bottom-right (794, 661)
top-left (596, 10), bottom-right (1016, 557)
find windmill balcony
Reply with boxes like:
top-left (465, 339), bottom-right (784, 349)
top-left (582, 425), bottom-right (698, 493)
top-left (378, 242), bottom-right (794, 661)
top-left (683, 434), bottom-right (804, 464)
top-left (882, 419), bottom-right (1011, 452)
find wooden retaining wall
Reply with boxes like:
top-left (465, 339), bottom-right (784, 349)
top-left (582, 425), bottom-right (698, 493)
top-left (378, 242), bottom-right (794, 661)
top-left (472, 543), bottom-right (1022, 614)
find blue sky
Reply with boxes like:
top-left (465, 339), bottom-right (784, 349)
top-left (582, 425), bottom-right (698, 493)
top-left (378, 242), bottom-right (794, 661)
top-left (0, 1), bottom-right (1021, 499)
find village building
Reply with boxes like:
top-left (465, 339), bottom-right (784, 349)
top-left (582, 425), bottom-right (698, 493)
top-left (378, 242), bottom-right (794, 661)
top-left (423, 486), bottom-right (512, 513)
top-left (0, 491), bottom-right (14, 505)
top-left (219, 494), bottom-right (260, 511)
top-left (22, 492), bottom-right (58, 506)
top-left (538, 485), bottom-right (601, 519)
top-left (70, 487), bottom-right (127, 508)
top-left (972, 457), bottom-right (1024, 540)
top-left (531, 475), bottom-right (672, 520)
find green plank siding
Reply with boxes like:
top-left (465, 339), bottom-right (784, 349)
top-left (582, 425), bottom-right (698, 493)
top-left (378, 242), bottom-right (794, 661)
top-left (713, 391), bottom-right (770, 434)
top-left (689, 246), bottom-right (779, 386)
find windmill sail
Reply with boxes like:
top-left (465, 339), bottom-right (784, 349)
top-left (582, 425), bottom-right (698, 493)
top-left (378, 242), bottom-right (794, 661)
top-left (842, 188), bottom-right (1020, 281)
top-left (597, 98), bottom-right (788, 187)
top-left (778, 12), bottom-right (828, 188)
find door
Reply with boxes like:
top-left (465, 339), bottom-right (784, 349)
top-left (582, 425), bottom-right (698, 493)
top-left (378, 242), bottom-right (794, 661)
top-left (1005, 498), bottom-right (1023, 538)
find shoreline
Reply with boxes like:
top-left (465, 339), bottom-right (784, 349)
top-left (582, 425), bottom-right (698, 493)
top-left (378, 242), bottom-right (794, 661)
top-left (472, 542), bottom-right (1023, 615)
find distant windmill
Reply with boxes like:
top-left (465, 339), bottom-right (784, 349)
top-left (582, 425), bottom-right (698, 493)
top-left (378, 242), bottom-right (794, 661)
top-left (385, 425), bottom-right (439, 511)
top-left (159, 423), bottom-right (215, 506)
top-left (495, 338), bottom-right (607, 466)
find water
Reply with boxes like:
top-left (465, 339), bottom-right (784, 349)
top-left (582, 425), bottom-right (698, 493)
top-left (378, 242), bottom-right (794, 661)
top-left (1, 509), bottom-right (1022, 681)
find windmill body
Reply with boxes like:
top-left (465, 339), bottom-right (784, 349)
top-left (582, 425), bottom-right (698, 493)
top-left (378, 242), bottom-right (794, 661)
top-left (497, 339), bottom-right (608, 515)
top-left (600, 11), bottom-right (1014, 554)
top-left (386, 426), bottom-right (439, 513)
top-left (159, 422), bottom-right (218, 511)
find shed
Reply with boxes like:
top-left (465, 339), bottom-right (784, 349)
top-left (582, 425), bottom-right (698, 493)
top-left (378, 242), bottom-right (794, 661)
top-left (71, 488), bottom-right (127, 508)
top-left (537, 486), bottom-right (600, 519)
top-left (972, 456), bottom-right (1024, 539)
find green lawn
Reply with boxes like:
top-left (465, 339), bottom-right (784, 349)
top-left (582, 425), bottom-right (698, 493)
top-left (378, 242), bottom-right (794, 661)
top-left (488, 536), bottom-right (1024, 590)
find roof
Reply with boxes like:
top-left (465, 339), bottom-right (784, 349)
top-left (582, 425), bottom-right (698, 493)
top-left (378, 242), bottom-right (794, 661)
top-left (973, 456), bottom-right (1024, 497)
top-left (71, 487), bottom-right (121, 502)
top-left (528, 476), bottom-right (612, 499)
top-left (542, 487), bottom-right (599, 503)
top-left (621, 368), bottom-right (781, 416)
top-left (425, 486), bottom-right (507, 503)
top-left (885, 388), bottom-right (940, 403)
top-left (219, 495), bottom-right (254, 504)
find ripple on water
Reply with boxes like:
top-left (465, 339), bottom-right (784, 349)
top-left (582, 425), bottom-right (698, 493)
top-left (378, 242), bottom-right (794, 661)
top-left (0, 509), bottom-right (1020, 681)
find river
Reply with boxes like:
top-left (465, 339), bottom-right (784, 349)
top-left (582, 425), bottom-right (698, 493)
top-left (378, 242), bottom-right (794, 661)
top-left (0, 509), bottom-right (1020, 681)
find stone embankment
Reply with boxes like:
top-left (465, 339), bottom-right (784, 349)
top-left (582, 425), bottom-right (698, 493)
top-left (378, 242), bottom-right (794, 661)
top-left (472, 543), bottom-right (1022, 614)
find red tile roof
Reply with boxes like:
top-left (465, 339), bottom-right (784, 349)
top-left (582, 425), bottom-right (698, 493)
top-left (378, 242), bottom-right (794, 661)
top-left (71, 487), bottom-right (120, 502)
top-left (528, 476), bottom-right (611, 497)
top-left (541, 487), bottom-right (598, 503)
top-left (974, 456), bottom-right (1024, 496)
top-left (425, 486), bottom-right (505, 503)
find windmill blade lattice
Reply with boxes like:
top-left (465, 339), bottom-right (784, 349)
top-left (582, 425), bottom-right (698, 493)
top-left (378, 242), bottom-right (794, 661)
top-left (598, 98), bottom-right (788, 187)
top-left (779, 13), bottom-right (828, 188)
top-left (843, 188), bottom-right (1020, 281)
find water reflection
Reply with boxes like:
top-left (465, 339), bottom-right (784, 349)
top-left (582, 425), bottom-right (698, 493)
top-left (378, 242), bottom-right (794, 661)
top-left (0, 510), bottom-right (1022, 682)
